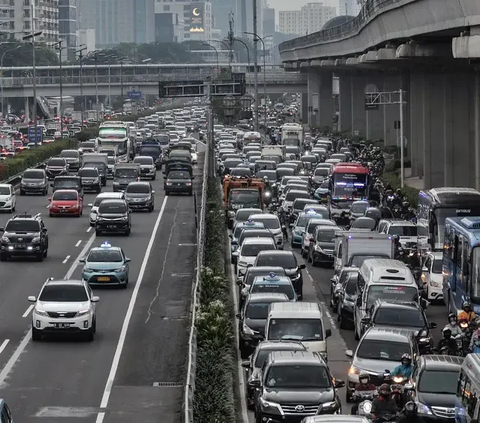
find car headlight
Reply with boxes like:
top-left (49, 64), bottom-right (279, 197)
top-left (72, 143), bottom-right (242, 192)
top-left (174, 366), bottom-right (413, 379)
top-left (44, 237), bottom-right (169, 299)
top-left (321, 401), bottom-right (337, 410)
top-left (96, 217), bottom-right (104, 222)
top-left (1, 236), bottom-right (10, 243)
top-left (361, 401), bottom-right (372, 414)
top-left (166, 182), bottom-right (173, 186)
top-left (242, 322), bottom-right (255, 335)
top-left (417, 402), bottom-right (433, 415)
top-left (121, 216), bottom-right (128, 221)
top-left (430, 280), bottom-right (441, 287)
top-left (259, 398), bottom-right (282, 414)
top-left (290, 273), bottom-right (301, 281)
top-left (114, 266), bottom-right (127, 272)
top-left (34, 308), bottom-right (48, 316)
top-left (31, 237), bottom-right (41, 243)
top-left (75, 309), bottom-right (90, 317)
top-left (348, 365), bottom-right (359, 375)
top-left (83, 267), bottom-right (93, 273)
top-left (3, 196), bottom-right (11, 202)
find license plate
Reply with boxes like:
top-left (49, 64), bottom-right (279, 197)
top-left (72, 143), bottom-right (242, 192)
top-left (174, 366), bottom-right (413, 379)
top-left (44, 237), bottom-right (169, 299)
top-left (108, 225), bottom-right (117, 229)
top-left (15, 244), bottom-right (26, 248)
top-left (60, 209), bottom-right (67, 212)
top-left (54, 323), bottom-right (70, 329)
top-left (97, 276), bottom-right (110, 282)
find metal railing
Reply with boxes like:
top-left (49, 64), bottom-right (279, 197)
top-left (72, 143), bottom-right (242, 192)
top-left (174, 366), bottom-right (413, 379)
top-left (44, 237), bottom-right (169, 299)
top-left (184, 138), bottom-right (208, 423)
top-left (279, 0), bottom-right (408, 51)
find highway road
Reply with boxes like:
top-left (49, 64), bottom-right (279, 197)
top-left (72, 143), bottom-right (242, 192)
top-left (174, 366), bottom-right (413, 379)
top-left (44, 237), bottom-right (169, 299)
top-left (233, 229), bottom-right (446, 422)
top-left (0, 146), bottom-right (204, 423)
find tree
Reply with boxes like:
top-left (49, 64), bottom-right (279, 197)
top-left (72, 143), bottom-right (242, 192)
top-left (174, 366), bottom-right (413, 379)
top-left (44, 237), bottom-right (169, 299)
top-left (0, 42), bottom-right (59, 67)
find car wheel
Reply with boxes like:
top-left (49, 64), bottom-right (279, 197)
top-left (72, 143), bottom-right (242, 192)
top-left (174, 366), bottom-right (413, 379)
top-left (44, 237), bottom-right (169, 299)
top-left (36, 253), bottom-right (44, 262)
top-left (43, 248), bottom-right (48, 258)
top-left (165, 190), bottom-right (169, 195)
top-left (0, 253), bottom-right (7, 261)
top-left (125, 229), bottom-right (131, 236)
top-left (32, 327), bottom-right (41, 341)
top-left (239, 340), bottom-right (249, 359)
top-left (96, 230), bottom-right (102, 236)
top-left (85, 327), bottom-right (94, 342)
top-left (20, 190), bottom-right (25, 196)
top-left (11, 204), bottom-right (15, 212)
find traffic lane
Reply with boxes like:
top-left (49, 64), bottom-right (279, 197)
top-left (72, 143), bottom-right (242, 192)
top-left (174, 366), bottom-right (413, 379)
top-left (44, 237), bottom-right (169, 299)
top-left (102, 151), bottom-right (204, 423)
top-left (0, 183), bottom-right (169, 421)
top-left (0, 188), bottom-right (103, 370)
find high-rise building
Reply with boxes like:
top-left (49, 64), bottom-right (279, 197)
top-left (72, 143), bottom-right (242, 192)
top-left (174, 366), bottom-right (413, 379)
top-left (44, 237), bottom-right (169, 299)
top-left (279, 2), bottom-right (336, 36)
top-left (241, 0), bottom-right (264, 38)
top-left (134, 0), bottom-right (155, 44)
top-left (338, 0), bottom-right (361, 16)
top-left (78, 28), bottom-right (95, 54)
top-left (210, 0), bottom-right (234, 38)
top-left (155, 13), bottom-right (183, 43)
top-left (59, 0), bottom-right (77, 62)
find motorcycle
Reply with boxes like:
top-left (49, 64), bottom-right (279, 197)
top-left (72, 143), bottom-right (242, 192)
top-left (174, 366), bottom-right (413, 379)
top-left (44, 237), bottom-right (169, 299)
top-left (384, 371), bottom-right (408, 409)
top-left (352, 390), bottom-right (376, 416)
top-left (369, 413), bottom-right (397, 423)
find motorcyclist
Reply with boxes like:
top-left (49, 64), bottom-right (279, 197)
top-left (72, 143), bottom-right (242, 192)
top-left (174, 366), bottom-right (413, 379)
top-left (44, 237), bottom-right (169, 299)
top-left (436, 327), bottom-right (458, 355)
top-left (469, 327), bottom-right (480, 353)
top-left (458, 301), bottom-right (477, 322)
top-left (444, 313), bottom-right (463, 338)
top-left (350, 372), bottom-right (376, 415)
top-left (397, 401), bottom-right (425, 423)
top-left (371, 384), bottom-right (398, 420)
top-left (392, 354), bottom-right (413, 379)
top-left (393, 236), bottom-right (404, 261)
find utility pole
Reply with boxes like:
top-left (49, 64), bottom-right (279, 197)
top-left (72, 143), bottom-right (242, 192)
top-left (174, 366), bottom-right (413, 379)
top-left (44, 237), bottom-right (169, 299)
top-left (75, 46), bottom-right (87, 123)
top-left (228, 13), bottom-right (235, 65)
top-left (252, 0), bottom-right (258, 131)
top-left (54, 40), bottom-right (65, 138)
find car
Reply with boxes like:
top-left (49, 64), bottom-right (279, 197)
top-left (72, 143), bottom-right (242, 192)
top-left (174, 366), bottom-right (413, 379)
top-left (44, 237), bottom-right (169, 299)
top-left (243, 273), bottom-right (297, 302)
top-left (300, 417), bottom-right (369, 423)
top-left (236, 237), bottom-right (277, 281)
top-left (241, 340), bottom-right (307, 408)
top-left (80, 241), bottom-right (131, 288)
top-left (330, 267), bottom-right (359, 312)
top-left (0, 399), bottom-right (13, 423)
top-left (28, 278), bottom-right (99, 341)
top-left (252, 351), bottom-right (344, 421)
top-left (232, 207), bottom-right (263, 229)
top-left (0, 183), bottom-right (16, 212)
top-left (0, 213), bottom-right (48, 261)
top-left (345, 327), bottom-right (419, 402)
top-left (133, 155), bottom-right (156, 180)
top-left (291, 211), bottom-right (325, 248)
top-left (253, 250), bottom-right (306, 298)
top-left (247, 213), bottom-right (284, 249)
top-left (88, 192), bottom-right (125, 226)
top-left (237, 292), bottom-right (290, 358)
top-left (307, 224), bottom-right (341, 266)
top-left (237, 266), bottom-right (287, 307)
top-left (421, 252), bottom-right (444, 302)
top-left (190, 148), bottom-right (198, 164)
top-left (349, 200), bottom-right (370, 223)
top-left (124, 181), bottom-right (155, 212)
top-left (20, 168), bottom-right (48, 195)
top-left (48, 189), bottom-right (83, 217)
top-left (335, 269), bottom-right (359, 330)
top-left (45, 156), bottom-right (68, 179)
top-left (60, 149), bottom-right (81, 171)
top-left (51, 175), bottom-right (83, 196)
top-left (78, 167), bottom-right (102, 193)
top-left (95, 199), bottom-right (131, 236)
top-left (164, 169), bottom-right (193, 196)
top-left (230, 220), bottom-right (265, 263)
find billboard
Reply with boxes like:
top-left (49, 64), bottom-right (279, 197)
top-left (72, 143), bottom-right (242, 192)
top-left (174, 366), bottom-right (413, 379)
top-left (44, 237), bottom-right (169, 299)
top-left (189, 4), bottom-right (204, 33)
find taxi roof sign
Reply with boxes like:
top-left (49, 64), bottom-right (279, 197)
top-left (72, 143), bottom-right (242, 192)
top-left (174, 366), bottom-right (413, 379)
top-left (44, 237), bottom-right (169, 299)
top-left (101, 241), bottom-right (112, 248)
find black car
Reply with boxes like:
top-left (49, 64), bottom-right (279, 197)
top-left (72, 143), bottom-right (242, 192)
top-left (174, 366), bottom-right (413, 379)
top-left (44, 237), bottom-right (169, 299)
top-left (164, 170), bottom-right (193, 196)
top-left (20, 168), bottom-right (48, 195)
top-left (83, 161), bottom-right (107, 186)
top-left (334, 269), bottom-right (359, 330)
top-left (308, 225), bottom-right (339, 266)
top-left (45, 157), bottom-right (68, 179)
top-left (51, 175), bottom-right (83, 197)
top-left (405, 354), bottom-right (462, 422)
top-left (252, 351), bottom-right (344, 423)
top-left (78, 167), bottom-right (102, 193)
top-left (362, 300), bottom-right (437, 354)
top-left (237, 292), bottom-right (290, 358)
top-left (125, 181), bottom-right (154, 212)
top-left (253, 251), bottom-right (306, 298)
top-left (0, 213), bottom-right (48, 261)
top-left (290, 198), bottom-right (314, 224)
top-left (60, 149), bottom-right (81, 172)
top-left (95, 199), bottom-right (131, 236)
top-left (241, 340), bottom-right (307, 409)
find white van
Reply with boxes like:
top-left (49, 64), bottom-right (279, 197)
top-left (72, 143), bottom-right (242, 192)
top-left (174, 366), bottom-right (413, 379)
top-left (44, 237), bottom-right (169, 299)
top-left (265, 302), bottom-right (331, 359)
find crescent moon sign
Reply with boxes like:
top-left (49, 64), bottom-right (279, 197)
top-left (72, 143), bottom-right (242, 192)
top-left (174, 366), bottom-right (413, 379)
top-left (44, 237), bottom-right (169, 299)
top-left (193, 8), bottom-right (200, 16)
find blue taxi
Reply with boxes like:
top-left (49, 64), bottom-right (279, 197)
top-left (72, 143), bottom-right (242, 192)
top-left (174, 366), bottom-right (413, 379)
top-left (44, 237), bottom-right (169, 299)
top-left (291, 210), bottom-right (324, 248)
top-left (244, 272), bottom-right (297, 301)
top-left (230, 219), bottom-right (264, 263)
top-left (80, 241), bottom-right (131, 288)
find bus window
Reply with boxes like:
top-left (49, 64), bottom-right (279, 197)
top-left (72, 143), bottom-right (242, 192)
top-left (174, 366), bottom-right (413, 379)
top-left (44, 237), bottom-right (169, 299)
top-left (472, 248), bottom-right (480, 300)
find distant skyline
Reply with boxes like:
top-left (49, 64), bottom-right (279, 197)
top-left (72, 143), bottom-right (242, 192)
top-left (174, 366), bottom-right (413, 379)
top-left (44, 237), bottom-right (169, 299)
top-left (266, 0), bottom-right (339, 22)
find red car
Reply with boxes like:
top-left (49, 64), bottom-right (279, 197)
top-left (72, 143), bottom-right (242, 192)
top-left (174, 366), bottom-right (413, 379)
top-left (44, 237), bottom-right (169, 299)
top-left (48, 189), bottom-right (83, 217)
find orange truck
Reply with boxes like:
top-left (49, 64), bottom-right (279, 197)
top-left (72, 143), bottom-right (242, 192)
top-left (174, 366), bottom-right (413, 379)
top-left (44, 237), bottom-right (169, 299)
top-left (224, 176), bottom-right (264, 228)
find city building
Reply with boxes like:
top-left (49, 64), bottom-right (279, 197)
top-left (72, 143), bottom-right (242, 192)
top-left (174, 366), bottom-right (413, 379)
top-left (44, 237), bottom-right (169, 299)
top-left (279, 2), bottom-right (336, 36)
top-left (154, 12), bottom-right (184, 43)
top-left (134, 0), bottom-right (155, 44)
top-left (78, 28), bottom-right (95, 54)
top-left (210, 0), bottom-right (235, 38)
top-left (338, 0), bottom-right (361, 16)
top-left (59, 0), bottom-right (77, 62)
top-left (241, 0), bottom-right (265, 38)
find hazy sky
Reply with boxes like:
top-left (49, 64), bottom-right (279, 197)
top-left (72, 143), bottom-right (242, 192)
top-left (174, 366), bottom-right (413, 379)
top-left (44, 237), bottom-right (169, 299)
top-left (266, 0), bottom-right (338, 21)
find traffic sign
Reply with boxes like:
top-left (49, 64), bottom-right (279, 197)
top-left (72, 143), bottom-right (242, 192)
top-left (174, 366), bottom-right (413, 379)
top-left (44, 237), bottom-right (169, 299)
top-left (127, 90), bottom-right (142, 99)
top-left (28, 126), bottom-right (43, 144)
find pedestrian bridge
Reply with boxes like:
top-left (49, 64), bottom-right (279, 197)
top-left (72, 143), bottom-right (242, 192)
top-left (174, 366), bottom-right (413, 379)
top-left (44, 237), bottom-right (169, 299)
top-left (0, 63), bottom-right (307, 97)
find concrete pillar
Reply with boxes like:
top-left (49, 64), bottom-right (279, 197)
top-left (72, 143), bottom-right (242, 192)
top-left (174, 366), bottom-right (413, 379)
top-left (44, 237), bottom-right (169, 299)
top-left (365, 76), bottom-right (384, 140)
top-left (382, 75), bottom-right (401, 146)
top-left (351, 75), bottom-right (366, 137)
top-left (307, 71), bottom-right (319, 128)
top-left (338, 74), bottom-right (352, 133)
top-left (301, 92), bottom-right (308, 125)
top-left (318, 72), bottom-right (333, 129)
top-left (409, 72), bottom-right (424, 178)
top-left (24, 97), bottom-right (30, 122)
top-left (475, 72), bottom-right (480, 190)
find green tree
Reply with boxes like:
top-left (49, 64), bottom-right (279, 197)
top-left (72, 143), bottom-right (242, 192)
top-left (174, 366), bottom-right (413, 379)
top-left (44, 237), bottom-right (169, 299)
top-left (0, 42), bottom-right (58, 67)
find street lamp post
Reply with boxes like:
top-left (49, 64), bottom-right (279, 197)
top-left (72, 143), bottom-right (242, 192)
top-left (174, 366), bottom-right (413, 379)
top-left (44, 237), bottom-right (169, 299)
top-left (103, 54), bottom-right (115, 109)
top-left (75, 45), bottom-right (87, 123)
top-left (233, 37), bottom-right (251, 93)
top-left (1, 45), bottom-right (20, 117)
top-left (207, 39), bottom-right (232, 72)
top-left (118, 56), bottom-right (128, 98)
top-left (202, 43), bottom-right (219, 72)
top-left (53, 40), bottom-right (66, 138)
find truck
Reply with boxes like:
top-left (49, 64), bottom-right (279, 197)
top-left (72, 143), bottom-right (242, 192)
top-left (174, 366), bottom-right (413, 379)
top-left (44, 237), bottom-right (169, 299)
top-left (333, 232), bottom-right (395, 275)
top-left (261, 145), bottom-right (286, 163)
top-left (280, 123), bottom-right (303, 148)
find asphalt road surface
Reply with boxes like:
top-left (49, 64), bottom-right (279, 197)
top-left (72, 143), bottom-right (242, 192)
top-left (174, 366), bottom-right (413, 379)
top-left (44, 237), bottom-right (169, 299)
top-left (232, 227), bottom-right (446, 422)
top-left (0, 146), bottom-right (205, 423)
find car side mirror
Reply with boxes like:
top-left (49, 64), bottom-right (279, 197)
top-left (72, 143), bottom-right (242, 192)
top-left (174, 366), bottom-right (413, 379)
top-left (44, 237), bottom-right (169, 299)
top-left (229, 234), bottom-right (233, 239)
top-left (299, 264), bottom-right (306, 269)
top-left (334, 379), bottom-right (345, 389)
top-left (88, 203), bottom-right (93, 207)
top-left (249, 379), bottom-right (261, 387)
top-left (241, 360), bottom-right (250, 369)
top-left (125, 258), bottom-right (131, 263)
top-left (236, 313), bottom-right (241, 319)
top-left (232, 251), bottom-right (239, 257)
top-left (79, 258), bottom-right (85, 263)
top-left (325, 328), bottom-right (332, 338)
top-left (361, 317), bottom-right (370, 324)
top-left (50, 184), bottom-right (54, 187)
top-left (345, 349), bottom-right (353, 358)
top-left (152, 191), bottom-right (155, 194)
top-left (0, 227), bottom-right (4, 232)
top-left (429, 322), bottom-right (437, 329)
top-left (91, 296), bottom-right (100, 303)
top-left (404, 383), bottom-right (414, 391)
top-left (28, 296), bottom-right (36, 302)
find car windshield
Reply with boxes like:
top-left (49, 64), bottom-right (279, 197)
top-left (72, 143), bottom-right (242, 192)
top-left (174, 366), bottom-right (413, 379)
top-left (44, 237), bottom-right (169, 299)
top-left (418, 370), bottom-right (458, 394)
top-left (367, 285), bottom-right (418, 308)
top-left (52, 191), bottom-right (77, 201)
top-left (61, 151), bottom-right (78, 158)
top-left (295, 216), bottom-right (311, 228)
top-left (241, 243), bottom-right (275, 256)
top-left (388, 226), bottom-right (417, 236)
top-left (98, 203), bottom-right (127, 213)
top-left (314, 168), bottom-right (329, 176)
top-left (356, 339), bottom-right (410, 361)
top-left (236, 209), bottom-right (258, 221)
top-left (39, 284), bottom-right (88, 302)
top-left (265, 365), bottom-right (330, 389)
top-left (239, 232), bottom-right (273, 245)
top-left (80, 169), bottom-right (98, 177)
top-left (350, 254), bottom-right (389, 268)
top-left (87, 249), bottom-right (123, 262)
top-left (168, 171), bottom-right (190, 179)
top-left (5, 220), bottom-right (40, 232)
top-left (285, 191), bottom-right (310, 202)
top-left (126, 184), bottom-right (150, 194)
top-left (115, 169), bottom-right (138, 178)
top-left (251, 282), bottom-right (295, 300)
top-left (316, 229), bottom-right (336, 242)
top-left (345, 274), bottom-right (357, 295)
top-left (80, 142), bottom-right (95, 148)
top-left (245, 302), bottom-right (271, 319)
top-left (255, 254), bottom-right (296, 268)
top-left (306, 221), bottom-right (328, 234)
top-left (94, 196), bottom-right (118, 206)
top-left (0, 186), bottom-right (10, 195)
top-left (268, 318), bottom-right (323, 341)
top-left (351, 203), bottom-right (369, 213)
top-left (48, 158), bottom-right (65, 166)
top-left (23, 170), bottom-right (44, 179)
top-left (54, 179), bottom-right (79, 187)
top-left (374, 308), bottom-right (425, 328)
top-left (257, 170), bottom-right (277, 181)
top-left (134, 157), bottom-right (153, 165)
top-left (432, 258), bottom-right (442, 273)
top-left (107, 157), bottom-right (115, 165)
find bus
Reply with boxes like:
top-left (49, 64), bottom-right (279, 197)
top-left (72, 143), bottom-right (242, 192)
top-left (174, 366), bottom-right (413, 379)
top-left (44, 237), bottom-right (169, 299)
top-left (97, 122), bottom-right (132, 161)
top-left (329, 163), bottom-right (369, 203)
top-left (443, 216), bottom-right (480, 315)
top-left (456, 353), bottom-right (480, 423)
top-left (417, 187), bottom-right (480, 252)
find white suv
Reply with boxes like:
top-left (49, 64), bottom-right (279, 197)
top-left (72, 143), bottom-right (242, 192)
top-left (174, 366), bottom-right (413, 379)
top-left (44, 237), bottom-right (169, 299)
top-left (28, 278), bottom-right (99, 341)
top-left (88, 191), bottom-right (125, 226)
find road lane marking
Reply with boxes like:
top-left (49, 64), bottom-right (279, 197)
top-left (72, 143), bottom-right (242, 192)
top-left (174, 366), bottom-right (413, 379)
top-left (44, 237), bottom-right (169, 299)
top-left (62, 255), bottom-right (71, 264)
top-left (0, 329), bottom-right (31, 387)
top-left (0, 339), bottom-right (9, 355)
top-left (86, 226), bottom-right (92, 232)
top-left (64, 232), bottom-right (96, 279)
top-left (22, 305), bottom-right (34, 318)
top-left (75, 240), bottom-right (82, 247)
top-left (95, 196), bottom-right (169, 423)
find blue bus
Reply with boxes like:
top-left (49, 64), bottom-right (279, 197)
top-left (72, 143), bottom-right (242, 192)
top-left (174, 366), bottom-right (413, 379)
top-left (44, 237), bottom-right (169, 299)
top-left (443, 217), bottom-right (480, 315)
top-left (456, 353), bottom-right (480, 423)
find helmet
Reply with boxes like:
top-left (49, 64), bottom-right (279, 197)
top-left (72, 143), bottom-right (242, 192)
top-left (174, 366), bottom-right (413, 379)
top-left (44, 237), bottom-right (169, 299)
top-left (440, 345), bottom-right (451, 355)
top-left (263, 176), bottom-right (269, 182)
top-left (448, 312), bottom-right (457, 323)
top-left (379, 383), bottom-right (392, 396)
top-left (401, 353), bottom-right (412, 364)
top-left (396, 188), bottom-right (402, 195)
top-left (442, 327), bottom-right (452, 337)
top-left (403, 201), bottom-right (410, 208)
top-left (463, 301), bottom-right (472, 311)
top-left (358, 372), bottom-right (370, 383)
top-left (404, 401), bottom-right (417, 415)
